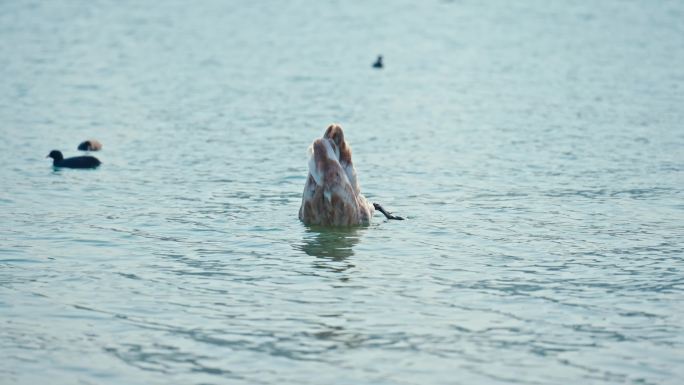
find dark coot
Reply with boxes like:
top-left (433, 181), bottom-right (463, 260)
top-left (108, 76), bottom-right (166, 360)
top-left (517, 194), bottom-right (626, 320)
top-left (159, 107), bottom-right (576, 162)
top-left (77, 139), bottom-right (102, 151)
top-left (47, 150), bottom-right (101, 169)
top-left (372, 55), bottom-right (383, 69)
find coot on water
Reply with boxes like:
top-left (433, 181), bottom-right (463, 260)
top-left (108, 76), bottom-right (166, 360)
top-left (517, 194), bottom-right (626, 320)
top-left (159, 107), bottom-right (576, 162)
top-left (372, 55), bottom-right (383, 69)
top-left (47, 150), bottom-right (101, 169)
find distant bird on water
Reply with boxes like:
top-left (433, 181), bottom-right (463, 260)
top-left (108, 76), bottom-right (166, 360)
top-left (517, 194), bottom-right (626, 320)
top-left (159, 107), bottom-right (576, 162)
top-left (299, 124), bottom-right (403, 226)
top-left (47, 150), bottom-right (101, 169)
top-left (372, 55), bottom-right (383, 69)
top-left (77, 139), bottom-right (102, 151)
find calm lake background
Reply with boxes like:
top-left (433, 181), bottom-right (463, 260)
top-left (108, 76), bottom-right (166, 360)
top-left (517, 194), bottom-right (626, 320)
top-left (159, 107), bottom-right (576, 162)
top-left (1, 0), bottom-right (683, 384)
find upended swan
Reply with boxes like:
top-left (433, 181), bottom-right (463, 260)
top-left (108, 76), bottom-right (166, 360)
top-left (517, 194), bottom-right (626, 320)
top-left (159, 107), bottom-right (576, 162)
top-left (299, 124), bottom-right (403, 226)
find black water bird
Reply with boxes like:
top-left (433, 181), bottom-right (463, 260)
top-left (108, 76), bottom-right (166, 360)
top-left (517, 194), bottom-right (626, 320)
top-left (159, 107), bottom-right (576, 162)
top-left (77, 139), bottom-right (102, 151)
top-left (372, 55), bottom-right (383, 69)
top-left (47, 150), bottom-right (101, 169)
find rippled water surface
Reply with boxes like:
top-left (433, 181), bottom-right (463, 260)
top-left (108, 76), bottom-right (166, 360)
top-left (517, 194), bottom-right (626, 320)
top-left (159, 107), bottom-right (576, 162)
top-left (1, 1), bottom-right (683, 384)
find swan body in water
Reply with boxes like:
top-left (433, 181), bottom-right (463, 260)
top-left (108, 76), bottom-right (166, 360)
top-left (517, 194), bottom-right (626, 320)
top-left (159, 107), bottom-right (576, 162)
top-left (299, 124), bottom-right (402, 226)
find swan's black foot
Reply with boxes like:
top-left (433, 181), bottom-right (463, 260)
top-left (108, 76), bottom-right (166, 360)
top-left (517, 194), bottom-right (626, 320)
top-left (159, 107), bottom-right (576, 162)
top-left (373, 203), bottom-right (404, 220)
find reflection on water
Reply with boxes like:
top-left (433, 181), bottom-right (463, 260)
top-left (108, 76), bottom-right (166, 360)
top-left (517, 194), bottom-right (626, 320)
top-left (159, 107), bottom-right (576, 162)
top-left (295, 226), bottom-right (363, 260)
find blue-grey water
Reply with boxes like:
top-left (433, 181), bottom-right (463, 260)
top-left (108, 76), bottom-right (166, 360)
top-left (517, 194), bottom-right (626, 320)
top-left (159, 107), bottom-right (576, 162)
top-left (1, 1), bottom-right (683, 384)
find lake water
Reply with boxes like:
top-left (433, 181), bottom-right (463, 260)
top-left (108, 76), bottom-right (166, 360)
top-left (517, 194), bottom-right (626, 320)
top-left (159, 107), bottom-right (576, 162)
top-left (1, 1), bottom-right (683, 384)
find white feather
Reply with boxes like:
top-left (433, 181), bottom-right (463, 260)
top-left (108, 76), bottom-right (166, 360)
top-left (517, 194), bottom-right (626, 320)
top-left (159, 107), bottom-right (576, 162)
top-left (322, 139), bottom-right (338, 162)
top-left (307, 144), bottom-right (322, 186)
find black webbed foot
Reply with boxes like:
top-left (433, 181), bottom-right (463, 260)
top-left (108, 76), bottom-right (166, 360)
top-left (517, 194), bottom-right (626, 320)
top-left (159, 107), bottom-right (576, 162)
top-left (373, 203), bottom-right (404, 220)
